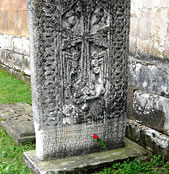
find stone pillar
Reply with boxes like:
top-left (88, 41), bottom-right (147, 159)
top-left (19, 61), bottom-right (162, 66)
top-left (28, 0), bottom-right (130, 160)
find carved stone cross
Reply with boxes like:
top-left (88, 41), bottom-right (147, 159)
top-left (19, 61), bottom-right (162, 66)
top-left (29, 0), bottom-right (130, 160)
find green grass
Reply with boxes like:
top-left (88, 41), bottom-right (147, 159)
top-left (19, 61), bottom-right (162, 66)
top-left (97, 156), bottom-right (169, 174)
top-left (0, 69), bottom-right (33, 173)
top-left (0, 127), bottom-right (35, 174)
top-left (0, 69), bottom-right (31, 104)
top-left (0, 69), bottom-right (169, 174)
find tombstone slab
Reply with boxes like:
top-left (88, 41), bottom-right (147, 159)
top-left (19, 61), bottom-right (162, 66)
top-left (0, 103), bottom-right (35, 143)
top-left (28, 0), bottom-right (130, 160)
top-left (23, 138), bottom-right (152, 174)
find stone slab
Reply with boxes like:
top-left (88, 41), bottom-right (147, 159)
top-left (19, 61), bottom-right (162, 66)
top-left (28, 0), bottom-right (130, 160)
top-left (126, 119), bottom-right (169, 160)
top-left (0, 103), bottom-right (35, 143)
top-left (127, 88), bottom-right (169, 135)
top-left (23, 138), bottom-right (152, 174)
top-left (128, 57), bottom-right (169, 97)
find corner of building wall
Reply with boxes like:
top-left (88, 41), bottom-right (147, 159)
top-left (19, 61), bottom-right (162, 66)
top-left (0, 34), bottom-right (30, 85)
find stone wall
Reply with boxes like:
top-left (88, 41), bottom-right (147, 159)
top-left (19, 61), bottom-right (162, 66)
top-left (0, 0), bottom-right (29, 37)
top-left (0, 0), bottom-right (30, 83)
top-left (0, 0), bottom-right (169, 158)
top-left (127, 0), bottom-right (169, 159)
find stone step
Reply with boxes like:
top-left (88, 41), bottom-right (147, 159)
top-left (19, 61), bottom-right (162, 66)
top-left (23, 138), bottom-right (152, 174)
top-left (0, 103), bottom-right (35, 143)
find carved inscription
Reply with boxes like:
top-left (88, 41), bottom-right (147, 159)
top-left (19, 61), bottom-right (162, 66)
top-left (39, 121), bottom-right (125, 157)
top-left (29, 0), bottom-right (130, 159)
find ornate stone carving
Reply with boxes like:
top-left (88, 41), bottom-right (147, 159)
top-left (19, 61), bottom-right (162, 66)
top-left (29, 0), bottom-right (130, 160)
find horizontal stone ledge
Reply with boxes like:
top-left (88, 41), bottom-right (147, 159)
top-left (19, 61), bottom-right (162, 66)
top-left (0, 34), bottom-right (29, 56)
top-left (23, 138), bottom-right (151, 174)
top-left (127, 89), bottom-right (169, 135)
top-left (128, 56), bottom-right (169, 97)
top-left (126, 119), bottom-right (169, 160)
top-left (0, 48), bottom-right (31, 76)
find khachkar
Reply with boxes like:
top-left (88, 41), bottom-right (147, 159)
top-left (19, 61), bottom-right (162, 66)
top-left (29, 0), bottom-right (130, 160)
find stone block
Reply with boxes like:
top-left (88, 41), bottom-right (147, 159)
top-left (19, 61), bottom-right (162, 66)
top-left (22, 37), bottom-right (29, 56)
top-left (0, 34), bottom-right (13, 50)
top-left (137, 9), bottom-right (151, 41)
top-left (0, 48), bottom-right (13, 66)
top-left (0, 103), bottom-right (35, 143)
top-left (12, 36), bottom-right (29, 55)
top-left (0, 36), bottom-right (30, 82)
top-left (23, 138), bottom-right (152, 174)
top-left (0, 0), bottom-right (27, 11)
top-left (131, 0), bottom-right (152, 9)
top-left (152, 0), bottom-right (169, 8)
top-left (150, 8), bottom-right (169, 59)
top-left (128, 57), bottom-right (169, 97)
top-left (129, 14), bottom-right (137, 55)
top-left (132, 0), bottom-right (169, 11)
top-left (126, 120), bottom-right (169, 160)
top-left (129, 1), bottom-right (169, 60)
top-left (0, 0), bottom-right (28, 36)
top-left (12, 37), bottom-right (23, 54)
top-left (21, 10), bottom-right (29, 37)
top-left (22, 55), bottom-right (31, 76)
top-left (0, 10), bottom-right (8, 33)
top-left (29, 0), bottom-right (130, 161)
top-left (0, 48), bottom-right (26, 74)
top-left (8, 10), bottom-right (16, 36)
top-left (14, 10), bottom-right (22, 36)
top-left (127, 89), bottom-right (169, 135)
top-left (12, 52), bottom-right (23, 70)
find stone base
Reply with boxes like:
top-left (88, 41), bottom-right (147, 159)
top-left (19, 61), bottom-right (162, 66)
top-left (23, 138), bottom-right (152, 174)
top-left (0, 103), bottom-right (35, 143)
top-left (126, 119), bottom-right (169, 160)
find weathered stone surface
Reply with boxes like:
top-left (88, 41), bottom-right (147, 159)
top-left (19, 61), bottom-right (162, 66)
top-left (22, 55), bottom-right (31, 76)
top-left (127, 89), bottom-right (169, 135)
top-left (0, 0), bottom-right (29, 37)
top-left (22, 37), bottom-right (30, 56)
top-left (129, 0), bottom-right (169, 60)
top-left (13, 37), bottom-right (24, 54)
top-left (127, 0), bottom-right (169, 161)
top-left (29, 0), bottom-right (130, 160)
top-left (0, 34), bottom-right (13, 50)
top-left (0, 34), bottom-right (31, 82)
top-left (126, 120), bottom-right (169, 160)
top-left (0, 34), bottom-right (29, 54)
top-left (128, 57), bottom-right (169, 97)
top-left (12, 37), bottom-right (30, 56)
top-left (131, 0), bottom-right (169, 9)
top-left (0, 103), bottom-right (35, 143)
top-left (23, 138), bottom-right (152, 174)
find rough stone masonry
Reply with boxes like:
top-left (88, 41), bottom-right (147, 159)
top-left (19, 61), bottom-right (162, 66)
top-left (126, 0), bottom-right (169, 159)
top-left (29, 0), bottom-right (130, 160)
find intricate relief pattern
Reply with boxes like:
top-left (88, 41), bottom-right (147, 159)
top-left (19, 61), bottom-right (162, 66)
top-left (30, 0), bottom-right (130, 159)
top-left (30, 0), bottom-right (130, 128)
top-left (59, 1), bottom-right (111, 126)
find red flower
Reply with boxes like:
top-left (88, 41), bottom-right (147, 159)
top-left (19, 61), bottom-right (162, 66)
top-left (93, 134), bottom-right (99, 139)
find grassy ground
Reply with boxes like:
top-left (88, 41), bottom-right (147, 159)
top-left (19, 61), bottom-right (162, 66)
top-left (0, 69), bottom-right (169, 174)
top-left (0, 69), bottom-right (33, 173)
top-left (0, 69), bottom-right (31, 104)
top-left (0, 128), bottom-right (34, 174)
top-left (97, 156), bottom-right (169, 174)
